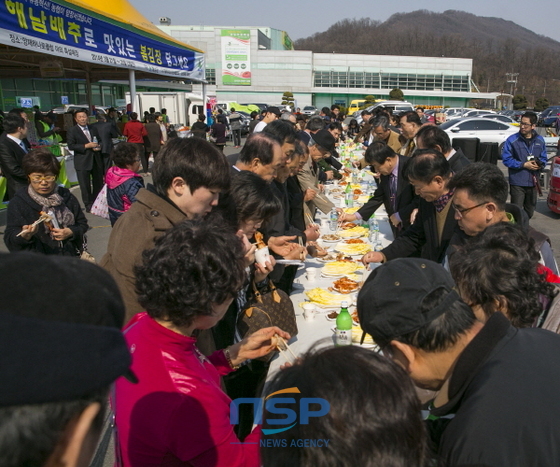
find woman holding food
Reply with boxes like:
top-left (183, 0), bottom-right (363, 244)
top-left (114, 218), bottom-right (290, 467)
top-left (4, 148), bottom-right (88, 256)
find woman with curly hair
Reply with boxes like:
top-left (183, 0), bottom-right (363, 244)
top-left (449, 223), bottom-right (560, 331)
top-left (114, 218), bottom-right (290, 467)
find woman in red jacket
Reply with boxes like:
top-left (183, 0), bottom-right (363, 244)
top-left (114, 217), bottom-right (289, 467)
top-left (123, 112), bottom-right (149, 174)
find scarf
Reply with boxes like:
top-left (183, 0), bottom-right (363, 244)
top-left (433, 189), bottom-right (455, 213)
top-left (27, 185), bottom-right (75, 236)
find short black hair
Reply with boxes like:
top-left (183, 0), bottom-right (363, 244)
top-left (406, 149), bottom-right (451, 184)
top-left (262, 345), bottom-right (427, 467)
top-left (73, 108), bottom-right (89, 117)
top-left (2, 114), bottom-right (25, 134)
top-left (416, 107), bottom-right (425, 112)
top-left (364, 141), bottom-right (397, 165)
top-left (262, 120), bottom-right (297, 145)
top-left (449, 223), bottom-right (555, 328)
top-left (135, 217), bottom-right (246, 328)
top-left (111, 142), bottom-right (139, 168)
top-left (327, 121), bottom-right (343, 132)
top-left (401, 111), bottom-right (422, 127)
top-left (197, 114), bottom-right (206, 121)
top-left (379, 287), bottom-right (476, 352)
top-left (361, 109), bottom-right (372, 118)
top-left (330, 104), bottom-right (340, 111)
top-left (448, 162), bottom-right (508, 210)
top-left (0, 389), bottom-right (107, 467)
top-left (147, 114), bottom-right (156, 123)
top-left (129, 112), bottom-right (138, 120)
top-left (152, 137), bottom-right (230, 194)
top-left (305, 116), bottom-right (325, 132)
top-left (8, 107), bottom-right (26, 116)
top-left (321, 106), bottom-right (331, 115)
top-left (416, 125), bottom-right (452, 154)
top-left (522, 111), bottom-right (538, 125)
top-left (238, 132), bottom-right (281, 166)
top-left (216, 171), bottom-right (281, 229)
top-left (22, 148), bottom-right (61, 177)
top-left (250, 111), bottom-right (258, 119)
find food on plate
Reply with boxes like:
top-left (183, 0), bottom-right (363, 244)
top-left (305, 288), bottom-right (347, 307)
top-left (336, 243), bottom-right (372, 256)
top-left (342, 207), bottom-right (359, 214)
top-left (341, 222), bottom-right (357, 229)
top-left (352, 326), bottom-right (375, 345)
top-left (338, 226), bottom-right (369, 238)
top-left (353, 189), bottom-right (362, 195)
top-left (339, 181), bottom-right (348, 186)
top-left (322, 234), bottom-right (341, 242)
top-left (327, 311), bottom-right (339, 320)
top-left (307, 241), bottom-right (328, 257)
top-left (351, 310), bottom-right (359, 324)
top-left (330, 188), bottom-right (343, 194)
top-left (254, 231), bottom-right (267, 249)
top-left (332, 277), bottom-right (360, 294)
top-left (345, 238), bottom-right (365, 244)
top-left (322, 261), bottom-right (363, 276)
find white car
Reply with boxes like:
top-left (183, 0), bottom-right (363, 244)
top-left (302, 106), bottom-right (318, 116)
top-left (439, 117), bottom-right (518, 148)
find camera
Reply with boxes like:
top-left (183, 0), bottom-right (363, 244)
top-left (527, 155), bottom-right (544, 169)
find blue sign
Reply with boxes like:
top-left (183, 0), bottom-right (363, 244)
top-left (0, 0), bottom-right (204, 79)
top-left (61, 95), bottom-right (68, 104)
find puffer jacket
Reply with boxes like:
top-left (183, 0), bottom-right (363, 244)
top-left (106, 166), bottom-right (144, 226)
top-left (502, 130), bottom-right (547, 186)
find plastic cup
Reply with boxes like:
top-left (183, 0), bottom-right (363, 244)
top-left (254, 246), bottom-right (270, 267)
top-left (302, 303), bottom-right (316, 321)
top-left (306, 267), bottom-right (319, 281)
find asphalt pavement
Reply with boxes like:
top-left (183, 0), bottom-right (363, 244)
top-left (1, 139), bottom-right (559, 267)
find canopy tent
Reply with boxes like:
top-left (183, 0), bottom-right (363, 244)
top-left (0, 0), bottom-right (206, 106)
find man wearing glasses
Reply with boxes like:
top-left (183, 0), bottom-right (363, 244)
top-left (502, 111), bottom-right (547, 218)
top-left (445, 162), bottom-right (558, 274)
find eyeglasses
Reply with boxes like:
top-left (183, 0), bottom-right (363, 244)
top-left (520, 122), bottom-right (534, 127)
top-left (29, 175), bottom-right (56, 183)
top-left (452, 201), bottom-right (489, 217)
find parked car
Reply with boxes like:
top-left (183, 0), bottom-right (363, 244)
top-left (439, 117), bottom-right (518, 149)
top-left (354, 100), bottom-right (415, 123)
top-left (50, 104), bottom-right (90, 114)
top-left (461, 109), bottom-right (495, 118)
top-left (481, 114), bottom-right (517, 124)
top-left (538, 106), bottom-right (560, 127)
top-left (302, 106), bottom-right (318, 116)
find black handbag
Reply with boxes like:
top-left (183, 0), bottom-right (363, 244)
top-left (237, 280), bottom-right (298, 362)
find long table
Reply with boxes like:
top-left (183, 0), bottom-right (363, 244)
top-left (267, 193), bottom-right (394, 378)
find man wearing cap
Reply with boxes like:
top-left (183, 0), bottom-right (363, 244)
top-left (297, 129), bottom-right (336, 215)
top-left (362, 148), bottom-right (457, 265)
top-left (253, 106), bottom-right (281, 133)
top-left (357, 257), bottom-right (560, 466)
top-left (0, 253), bottom-right (133, 467)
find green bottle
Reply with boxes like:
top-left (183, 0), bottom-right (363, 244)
top-left (345, 183), bottom-right (353, 208)
top-left (336, 301), bottom-right (353, 346)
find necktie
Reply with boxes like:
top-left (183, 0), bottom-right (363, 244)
top-left (81, 126), bottom-right (91, 142)
top-left (389, 173), bottom-right (397, 212)
top-left (19, 141), bottom-right (28, 153)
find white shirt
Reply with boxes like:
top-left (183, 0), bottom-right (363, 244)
top-left (253, 121), bottom-right (267, 133)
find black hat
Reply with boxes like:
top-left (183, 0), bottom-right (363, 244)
top-left (0, 253), bottom-right (134, 407)
top-left (309, 129), bottom-right (336, 153)
top-left (267, 106), bottom-right (281, 117)
top-left (357, 258), bottom-right (461, 344)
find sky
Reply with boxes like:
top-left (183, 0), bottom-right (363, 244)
top-left (131, 0), bottom-right (560, 43)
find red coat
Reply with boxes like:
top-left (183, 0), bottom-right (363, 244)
top-left (123, 120), bottom-right (148, 143)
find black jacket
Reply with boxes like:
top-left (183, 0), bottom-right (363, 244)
top-left (66, 124), bottom-right (102, 171)
top-left (0, 133), bottom-right (28, 198)
top-left (92, 121), bottom-right (119, 154)
top-left (4, 185), bottom-right (88, 256)
top-left (448, 148), bottom-right (471, 173)
top-left (431, 312), bottom-right (560, 466)
top-left (381, 195), bottom-right (457, 263)
top-left (286, 175), bottom-right (306, 233)
top-left (357, 155), bottom-right (418, 237)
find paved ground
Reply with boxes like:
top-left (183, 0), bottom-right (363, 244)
top-left (1, 138), bottom-right (559, 267)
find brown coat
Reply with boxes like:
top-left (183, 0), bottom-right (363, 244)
top-left (100, 188), bottom-right (186, 324)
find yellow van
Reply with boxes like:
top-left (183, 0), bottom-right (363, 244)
top-left (348, 100), bottom-right (366, 114)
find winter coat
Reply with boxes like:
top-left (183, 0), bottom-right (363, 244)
top-left (106, 166), bottom-right (144, 226)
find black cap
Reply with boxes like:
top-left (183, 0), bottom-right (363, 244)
top-left (357, 258), bottom-right (461, 343)
top-left (0, 253), bottom-right (134, 407)
top-left (309, 129), bottom-right (336, 153)
top-left (267, 106), bottom-right (281, 117)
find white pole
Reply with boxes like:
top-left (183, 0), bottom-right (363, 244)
top-left (129, 69), bottom-right (137, 113)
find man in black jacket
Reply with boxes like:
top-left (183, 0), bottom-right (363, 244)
top-left (0, 114), bottom-right (29, 199)
top-left (66, 109), bottom-right (103, 212)
top-left (92, 113), bottom-right (119, 174)
top-left (339, 142), bottom-right (417, 238)
top-left (358, 258), bottom-right (560, 467)
top-left (415, 124), bottom-right (470, 173)
top-left (362, 149), bottom-right (457, 265)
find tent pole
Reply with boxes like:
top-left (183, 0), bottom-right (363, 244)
top-left (202, 82), bottom-right (207, 117)
top-left (129, 69), bottom-right (137, 113)
top-left (85, 69), bottom-right (93, 114)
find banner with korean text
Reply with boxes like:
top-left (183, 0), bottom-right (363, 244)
top-left (221, 29), bottom-right (251, 86)
top-left (0, 0), bottom-right (205, 80)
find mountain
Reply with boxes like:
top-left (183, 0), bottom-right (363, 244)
top-left (295, 10), bottom-right (560, 105)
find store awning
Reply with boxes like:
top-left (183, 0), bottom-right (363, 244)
top-left (0, 0), bottom-right (205, 81)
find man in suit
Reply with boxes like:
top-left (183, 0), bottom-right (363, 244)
top-left (362, 149), bottom-right (457, 265)
top-left (0, 114), bottom-right (29, 199)
top-left (92, 113), bottom-right (119, 174)
top-left (399, 111), bottom-right (423, 157)
top-left (66, 109), bottom-right (102, 212)
top-left (340, 142), bottom-right (417, 239)
top-left (353, 110), bottom-right (373, 144)
top-left (415, 124), bottom-right (471, 173)
top-left (297, 129), bottom-right (336, 216)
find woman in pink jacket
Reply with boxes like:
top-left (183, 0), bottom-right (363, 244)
top-left (114, 217), bottom-right (289, 467)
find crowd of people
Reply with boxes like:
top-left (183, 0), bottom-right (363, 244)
top-left (2, 102), bottom-right (560, 467)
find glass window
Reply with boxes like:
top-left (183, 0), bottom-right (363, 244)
top-left (456, 121), bottom-right (478, 131)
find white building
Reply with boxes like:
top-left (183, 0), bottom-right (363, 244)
top-left (158, 23), bottom-right (500, 108)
